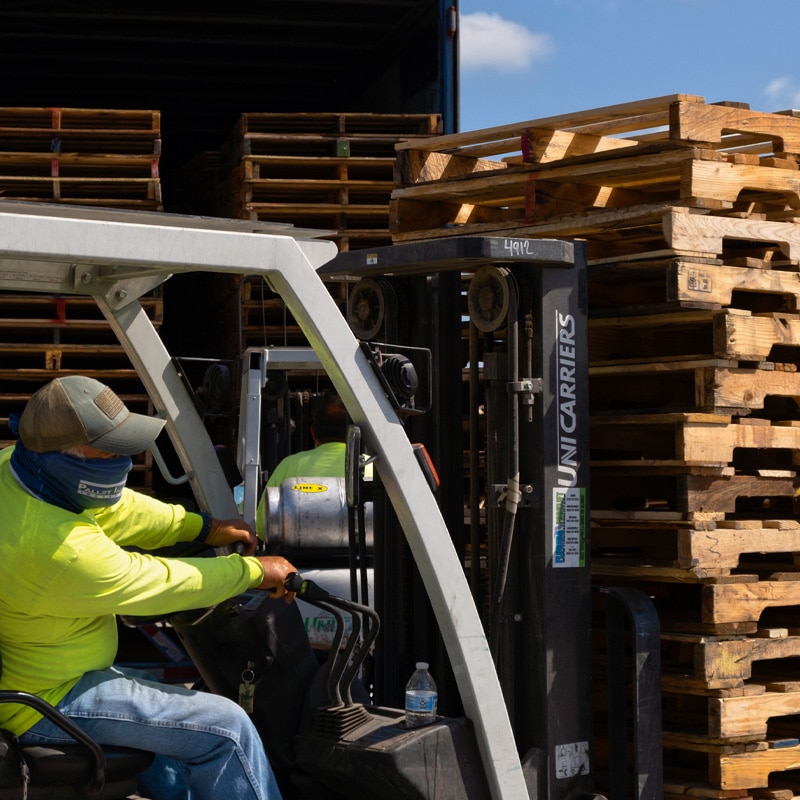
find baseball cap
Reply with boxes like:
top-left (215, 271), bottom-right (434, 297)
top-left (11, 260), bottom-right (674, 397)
top-left (19, 376), bottom-right (166, 455)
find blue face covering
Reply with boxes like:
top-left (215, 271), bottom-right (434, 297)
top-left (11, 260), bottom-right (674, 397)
top-left (10, 440), bottom-right (133, 513)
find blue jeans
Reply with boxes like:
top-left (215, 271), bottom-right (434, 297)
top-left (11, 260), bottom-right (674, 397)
top-left (18, 666), bottom-right (282, 800)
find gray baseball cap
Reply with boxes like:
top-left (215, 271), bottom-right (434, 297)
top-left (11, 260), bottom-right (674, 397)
top-left (19, 376), bottom-right (166, 455)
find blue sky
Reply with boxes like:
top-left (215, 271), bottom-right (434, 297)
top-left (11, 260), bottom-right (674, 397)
top-left (458, 0), bottom-right (800, 133)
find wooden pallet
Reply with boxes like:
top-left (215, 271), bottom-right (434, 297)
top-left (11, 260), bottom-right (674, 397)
top-left (390, 95), bottom-right (800, 242)
top-left (0, 151), bottom-right (160, 179)
top-left (591, 468), bottom-right (797, 518)
top-left (0, 107), bottom-right (162, 210)
top-left (589, 358), bottom-right (800, 415)
top-left (588, 257), bottom-right (800, 314)
top-left (592, 518), bottom-right (800, 580)
top-left (662, 730), bottom-right (800, 791)
top-left (218, 112), bottom-right (442, 251)
top-left (590, 308), bottom-right (800, 364)
top-left (0, 107), bottom-right (161, 154)
top-left (394, 95), bottom-right (800, 178)
top-left (0, 294), bottom-right (162, 344)
top-left (703, 579), bottom-right (800, 626)
top-left (227, 111), bottom-right (440, 159)
top-left (704, 685), bottom-right (800, 741)
top-left (392, 147), bottom-right (800, 233)
top-left (713, 744), bottom-right (800, 792)
top-left (591, 413), bottom-right (800, 468)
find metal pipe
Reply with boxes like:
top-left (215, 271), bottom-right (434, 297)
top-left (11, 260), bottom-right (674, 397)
top-left (469, 320), bottom-right (481, 599)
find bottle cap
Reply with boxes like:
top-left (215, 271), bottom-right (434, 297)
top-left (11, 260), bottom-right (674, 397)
top-left (416, 662), bottom-right (428, 669)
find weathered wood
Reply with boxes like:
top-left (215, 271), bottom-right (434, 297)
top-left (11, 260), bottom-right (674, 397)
top-left (665, 211), bottom-right (800, 263)
top-left (392, 148), bottom-right (800, 234)
top-left (714, 741), bottom-right (800, 789)
top-left (709, 689), bottom-right (800, 740)
top-left (592, 519), bottom-right (800, 578)
top-left (703, 581), bottom-right (800, 625)
top-left (589, 258), bottom-right (800, 313)
top-left (589, 358), bottom-right (800, 415)
top-left (592, 467), bottom-right (797, 516)
top-left (714, 312), bottom-right (800, 361)
top-left (395, 93), bottom-right (704, 160)
top-left (696, 636), bottom-right (800, 687)
top-left (591, 413), bottom-right (800, 466)
top-left (520, 126), bottom-right (639, 163)
top-left (681, 526), bottom-right (800, 574)
top-left (670, 263), bottom-right (800, 309)
top-left (672, 101), bottom-right (800, 154)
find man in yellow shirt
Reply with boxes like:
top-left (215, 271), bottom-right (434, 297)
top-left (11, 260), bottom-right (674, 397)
top-left (0, 375), bottom-right (296, 800)
top-left (266, 393), bottom-right (347, 488)
top-left (256, 393), bottom-right (347, 540)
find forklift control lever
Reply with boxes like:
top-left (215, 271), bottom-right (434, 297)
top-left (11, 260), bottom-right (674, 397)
top-left (284, 572), bottom-right (332, 602)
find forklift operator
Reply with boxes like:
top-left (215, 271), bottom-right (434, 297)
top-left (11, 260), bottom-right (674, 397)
top-left (0, 375), bottom-right (297, 800)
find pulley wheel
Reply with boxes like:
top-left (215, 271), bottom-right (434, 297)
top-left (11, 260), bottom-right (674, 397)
top-left (348, 278), bottom-right (386, 340)
top-left (467, 265), bottom-right (511, 332)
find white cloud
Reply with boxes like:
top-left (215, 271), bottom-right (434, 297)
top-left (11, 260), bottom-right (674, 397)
top-left (765, 77), bottom-right (800, 110)
top-left (460, 11), bottom-right (554, 73)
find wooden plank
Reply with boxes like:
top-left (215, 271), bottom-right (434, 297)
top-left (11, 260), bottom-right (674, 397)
top-left (665, 211), bottom-right (800, 263)
top-left (518, 126), bottom-right (639, 163)
top-left (591, 469), bottom-right (798, 515)
top-left (703, 581), bottom-right (800, 625)
top-left (394, 93), bottom-right (704, 158)
top-left (670, 262), bottom-right (800, 309)
top-left (687, 159), bottom-right (800, 208)
top-left (673, 102), bottom-right (800, 154)
top-left (710, 690), bottom-right (800, 739)
top-left (591, 413), bottom-right (800, 467)
top-left (238, 111), bottom-right (442, 136)
top-left (696, 636), bottom-right (800, 687)
top-left (590, 307), bottom-right (800, 362)
top-left (589, 359), bottom-right (800, 415)
top-left (714, 312), bottom-right (800, 361)
top-left (681, 527), bottom-right (800, 574)
top-left (589, 257), bottom-right (800, 313)
top-left (715, 741), bottom-right (800, 789)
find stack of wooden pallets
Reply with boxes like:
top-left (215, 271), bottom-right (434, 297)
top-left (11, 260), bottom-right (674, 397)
top-left (0, 107), bottom-right (162, 209)
top-left (217, 111), bottom-right (442, 253)
top-left (0, 107), bottom-right (164, 491)
top-left (391, 94), bottom-right (800, 797)
top-left (215, 111), bottom-right (444, 356)
top-left (0, 292), bottom-right (164, 493)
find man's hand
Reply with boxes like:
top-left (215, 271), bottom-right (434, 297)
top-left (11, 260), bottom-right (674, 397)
top-left (205, 518), bottom-right (258, 555)
top-left (256, 556), bottom-right (298, 603)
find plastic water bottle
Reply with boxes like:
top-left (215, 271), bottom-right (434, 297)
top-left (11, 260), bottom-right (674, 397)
top-left (405, 661), bottom-right (438, 728)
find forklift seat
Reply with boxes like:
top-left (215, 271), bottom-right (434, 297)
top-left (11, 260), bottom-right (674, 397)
top-left (0, 690), bottom-right (154, 800)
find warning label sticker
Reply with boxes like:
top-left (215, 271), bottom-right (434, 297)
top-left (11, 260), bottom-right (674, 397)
top-left (555, 741), bottom-right (590, 778)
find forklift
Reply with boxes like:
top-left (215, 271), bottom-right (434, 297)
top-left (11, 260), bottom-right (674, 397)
top-left (0, 202), bottom-right (661, 800)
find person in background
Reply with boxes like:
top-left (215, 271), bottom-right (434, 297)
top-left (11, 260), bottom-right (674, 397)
top-left (269, 393), bottom-right (348, 488)
top-left (255, 393), bottom-right (347, 539)
top-left (0, 375), bottom-right (296, 800)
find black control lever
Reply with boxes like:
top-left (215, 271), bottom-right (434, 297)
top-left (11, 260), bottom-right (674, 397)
top-left (284, 572), bottom-right (333, 602)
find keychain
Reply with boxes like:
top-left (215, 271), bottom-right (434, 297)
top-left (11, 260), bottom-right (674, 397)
top-left (238, 661), bottom-right (256, 713)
